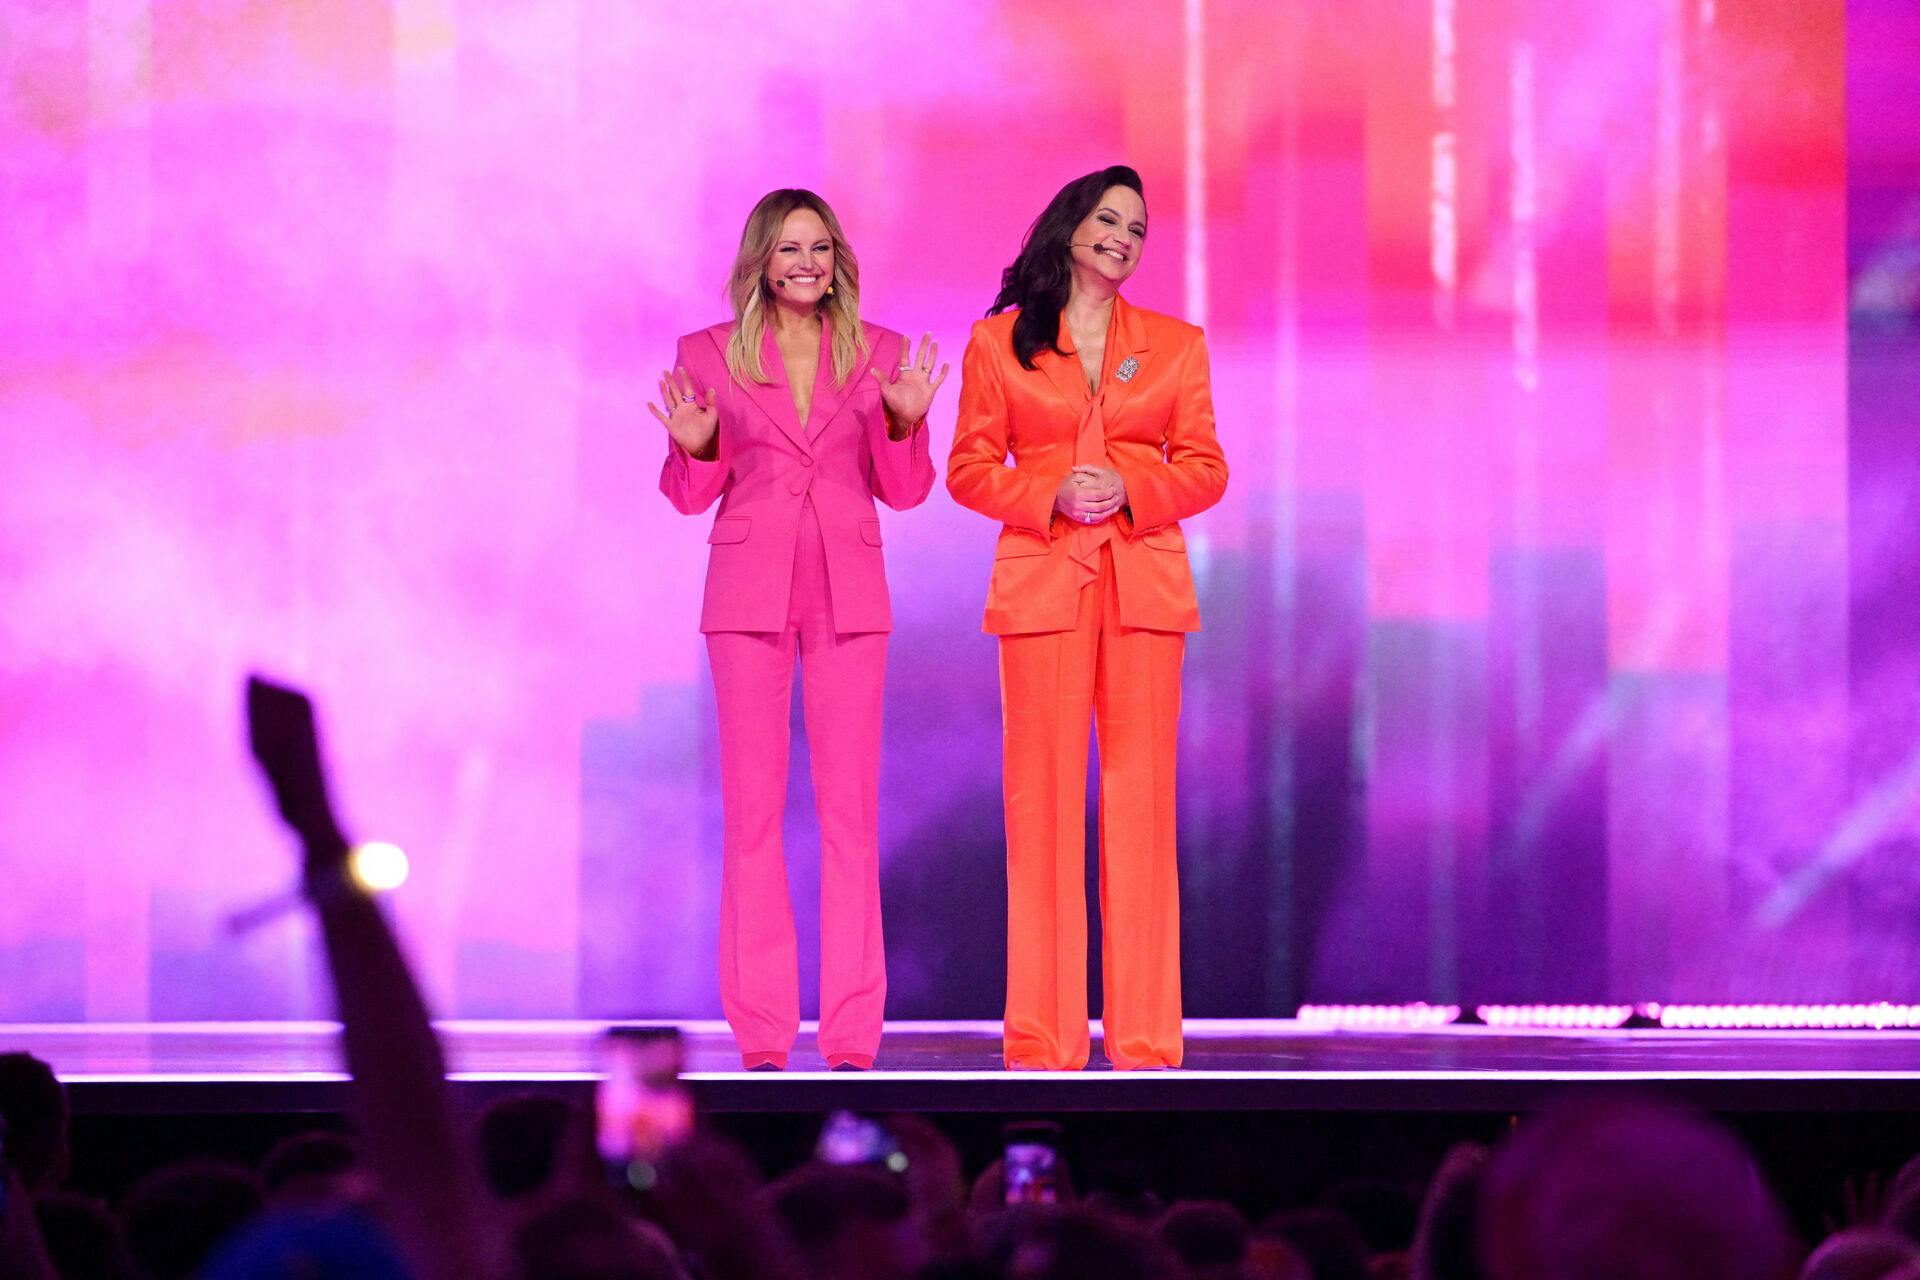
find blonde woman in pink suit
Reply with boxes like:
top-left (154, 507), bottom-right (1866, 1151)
top-left (651, 189), bottom-right (947, 1071)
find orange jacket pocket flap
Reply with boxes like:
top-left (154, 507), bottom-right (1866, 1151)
top-left (995, 530), bottom-right (1052, 559)
top-left (1141, 525), bottom-right (1186, 552)
top-left (708, 518), bottom-right (751, 545)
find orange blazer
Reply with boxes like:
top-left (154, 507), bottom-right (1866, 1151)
top-left (946, 296), bottom-right (1228, 635)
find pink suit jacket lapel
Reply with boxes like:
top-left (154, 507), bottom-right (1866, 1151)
top-left (806, 313), bottom-right (853, 441)
top-left (717, 314), bottom-right (853, 451)
top-left (716, 324), bottom-right (810, 455)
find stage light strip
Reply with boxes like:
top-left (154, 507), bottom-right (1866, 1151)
top-left (59, 1072), bottom-right (351, 1083)
top-left (1659, 1003), bottom-right (1920, 1030)
top-left (1184, 0), bottom-right (1207, 327)
top-left (25, 1015), bottom-right (1920, 1058)
top-left (1296, 1003), bottom-right (1462, 1029)
top-left (0, 1020), bottom-right (345, 1034)
top-left (1511, 40), bottom-right (1540, 395)
top-left (1478, 1004), bottom-right (1639, 1029)
top-left (1294, 1004), bottom-right (1920, 1033)
top-left (1654, 0), bottom-right (1685, 337)
top-left (55, 1068), bottom-right (1920, 1084)
top-left (679, 1069), bottom-right (1920, 1081)
top-left (1430, 0), bottom-right (1458, 328)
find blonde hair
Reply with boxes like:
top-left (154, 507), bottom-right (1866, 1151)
top-left (725, 189), bottom-right (869, 386)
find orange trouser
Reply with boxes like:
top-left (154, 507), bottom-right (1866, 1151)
top-left (997, 544), bottom-right (1185, 1070)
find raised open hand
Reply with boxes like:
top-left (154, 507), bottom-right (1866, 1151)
top-left (246, 675), bottom-right (349, 869)
top-left (870, 332), bottom-right (949, 436)
top-left (647, 366), bottom-right (720, 461)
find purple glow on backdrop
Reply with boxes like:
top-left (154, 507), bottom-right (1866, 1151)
top-left (0, 0), bottom-right (1911, 1022)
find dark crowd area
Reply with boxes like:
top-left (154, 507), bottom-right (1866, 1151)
top-left (12, 1053), bottom-right (1920, 1280)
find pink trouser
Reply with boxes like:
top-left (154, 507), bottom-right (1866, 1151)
top-left (705, 502), bottom-right (888, 1068)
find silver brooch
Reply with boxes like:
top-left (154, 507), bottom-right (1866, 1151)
top-left (1115, 356), bottom-right (1139, 383)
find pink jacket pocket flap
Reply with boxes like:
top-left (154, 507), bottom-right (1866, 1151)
top-left (859, 519), bottom-right (883, 547)
top-left (708, 518), bottom-right (751, 545)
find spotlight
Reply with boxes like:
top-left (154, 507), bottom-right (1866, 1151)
top-left (226, 839), bottom-right (411, 935)
top-left (348, 841), bottom-right (410, 893)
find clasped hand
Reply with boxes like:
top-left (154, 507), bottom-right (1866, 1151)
top-left (1055, 465), bottom-right (1126, 524)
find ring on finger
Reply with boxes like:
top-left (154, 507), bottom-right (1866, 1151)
top-left (681, 395), bottom-right (698, 403)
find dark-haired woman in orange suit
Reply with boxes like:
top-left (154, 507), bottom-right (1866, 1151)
top-left (947, 165), bottom-right (1228, 1071)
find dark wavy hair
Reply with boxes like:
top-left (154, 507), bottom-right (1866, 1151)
top-left (988, 165), bottom-right (1144, 370)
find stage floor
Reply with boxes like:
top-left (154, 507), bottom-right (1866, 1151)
top-left (10, 1019), bottom-right (1920, 1115)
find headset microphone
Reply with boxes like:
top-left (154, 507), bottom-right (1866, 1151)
top-left (775, 279), bottom-right (787, 288)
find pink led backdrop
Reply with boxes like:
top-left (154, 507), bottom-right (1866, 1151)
top-left (2, 0), bottom-right (1903, 1022)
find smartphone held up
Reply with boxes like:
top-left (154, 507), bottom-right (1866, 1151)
top-left (1003, 1120), bottom-right (1065, 1206)
top-left (816, 1111), bottom-right (909, 1174)
top-left (596, 1025), bottom-right (693, 1189)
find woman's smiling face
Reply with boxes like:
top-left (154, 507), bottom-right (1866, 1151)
top-left (767, 208), bottom-right (835, 306)
top-left (1068, 185), bottom-right (1147, 285)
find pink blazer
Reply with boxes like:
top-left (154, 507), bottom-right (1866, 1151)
top-left (660, 316), bottom-right (935, 633)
